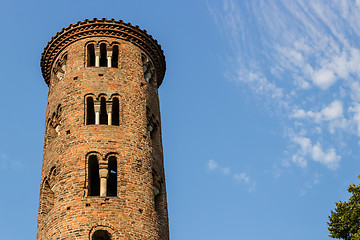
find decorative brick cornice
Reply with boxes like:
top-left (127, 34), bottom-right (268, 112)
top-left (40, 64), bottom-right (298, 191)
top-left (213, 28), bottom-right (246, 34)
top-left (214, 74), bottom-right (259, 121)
top-left (40, 18), bottom-right (166, 87)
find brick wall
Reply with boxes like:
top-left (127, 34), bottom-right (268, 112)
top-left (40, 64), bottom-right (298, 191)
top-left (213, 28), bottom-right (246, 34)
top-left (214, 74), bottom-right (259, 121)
top-left (37, 32), bottom-right (169, 240)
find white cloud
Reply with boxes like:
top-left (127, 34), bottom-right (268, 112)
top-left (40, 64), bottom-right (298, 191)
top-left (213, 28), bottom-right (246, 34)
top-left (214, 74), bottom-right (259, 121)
top-left (207, 159), bottom-right (255, 192)
top-left (291, 135), bottom-right (341, 170)
top-left (312, 68), bottom-right (337, 90)
top-left (234, 173), bottom-right (249, 183)
top-left (322, 100), bottom-right (343, 120)
top-left (349, 103), bottom-right (360, 138)
top-left (208, 159), bottom-right (218, 171)
top-left (291, 100), bottom-right (346, 133)
top-left (234, 70), bottom-right (284, 100)
top-left (209, 0), bottom-right (360, 172)
top-left (222, 167), bottom-right (230, 175)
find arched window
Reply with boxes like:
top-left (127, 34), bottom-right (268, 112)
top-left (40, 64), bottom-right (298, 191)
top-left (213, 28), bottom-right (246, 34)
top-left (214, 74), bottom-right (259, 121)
top-left (88, 155), bottom-right (100, 196)
top-left (87, 44), bottom-right (95, 67)
top-left (39, 179), bottom-right (54, 215)
top-left (146, 106), bottom-right (158, 139)
top-left (112, 45), bottom-right (119, 68)
top-left (112, 97), bottom-right (119, 126)
top-left (92, 230), bottom-right (111, 240)
top-left (142, 54), bottom-right (154, 83)
top-left (86, 97), bottom-right (95, 125)
top-left (99, 97), bottom-right (108, 125)
top-left (100, 43), bottom-right (107, 67)
top-left (152, 169), bottom-right (162, 216)
top-left (154, 186), bottom-right (161, 213)
top-left (107, 156), bottom-right (117, 197)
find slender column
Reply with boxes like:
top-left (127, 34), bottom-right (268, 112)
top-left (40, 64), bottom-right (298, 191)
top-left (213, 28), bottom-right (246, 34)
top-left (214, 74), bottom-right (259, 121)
top-left (94, 104), bottom-right (100, 125)
top-left (99, 168), bottom-right (108, 197)
top-left (147, 124), bottom-right (153, 138)
top-left (95, 47), bottom-right (100, 67)
top-left (154, 185), bottom-right (160, 196)
top-left (144, 69), bottom-right (152, 82)
top-left (107, 105), bottom-right (112, 125)
top-left (107, 50), bottom-right (112, 68)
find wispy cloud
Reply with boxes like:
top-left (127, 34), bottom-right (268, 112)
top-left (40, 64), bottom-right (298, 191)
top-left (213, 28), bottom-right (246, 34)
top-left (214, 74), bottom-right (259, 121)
top-left (299, 173), bottom-right (322, 196)
top-left (209, 0), bottom-right (360, 170)
top-left (207, 159), bottom-right (256, 192)
top-left (290, 134), bottom-right (341, 170)
top-left (0, 150), bottom-right (22, 170)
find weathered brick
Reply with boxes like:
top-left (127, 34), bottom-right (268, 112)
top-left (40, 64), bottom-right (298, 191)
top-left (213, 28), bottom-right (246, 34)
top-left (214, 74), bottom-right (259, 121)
top-left (37, 19), bottom-right (169, 240)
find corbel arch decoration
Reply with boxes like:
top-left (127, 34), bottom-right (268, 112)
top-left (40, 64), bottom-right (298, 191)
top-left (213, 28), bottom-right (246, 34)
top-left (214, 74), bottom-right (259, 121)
top-left (41, 19), bottom-right (166, 87)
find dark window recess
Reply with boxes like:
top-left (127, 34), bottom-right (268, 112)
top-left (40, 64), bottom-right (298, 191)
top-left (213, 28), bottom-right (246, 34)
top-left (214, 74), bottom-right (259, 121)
top-left (150, 125), bottom-right (157, 140)
top-left (107, 156), bottom-right (117, 197)
top-left (86, 97), bottom-right (95, 125)
top-left (100, 97), bottom-right (108, 125)
top-left (155, 188), bottom-right (161, 213)
top-left (88, 155), bottom-right (100, 196)
top-left (112, 98), bottom-right (120, 126)
top-left (87, 44), bottom-right (95, 67)
top-left (40, 179), bottom-right (54, 215)
top-left (92, 230), bottom-right (111, 240)
top-left (112, 45), bottom-right (119, 68)
top-left (100, 43), bottom-right (107, 67)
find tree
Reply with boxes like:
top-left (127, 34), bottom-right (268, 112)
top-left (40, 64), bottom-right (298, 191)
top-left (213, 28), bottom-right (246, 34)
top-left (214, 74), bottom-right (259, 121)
top-left (328, 176), bottom-right (360, 240)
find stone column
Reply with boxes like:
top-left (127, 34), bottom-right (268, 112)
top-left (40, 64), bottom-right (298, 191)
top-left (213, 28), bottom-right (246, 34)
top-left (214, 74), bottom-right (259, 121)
top-left (94, 104), bottom-right (100, 125)
top-left (95, 48), bottom-right (100, 67)
top-left (147, 124), bottom-right (153, 138)
top-left (99, 168), bottom-right (109, 197)
top-left (107, 105), bottom-right (112, 125)
top-left (107, 50), bottom-right (112, 68)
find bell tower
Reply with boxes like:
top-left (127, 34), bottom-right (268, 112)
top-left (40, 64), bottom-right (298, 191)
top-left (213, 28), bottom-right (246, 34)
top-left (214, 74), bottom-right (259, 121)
top-left (37, 18), bottom-right (169, 240)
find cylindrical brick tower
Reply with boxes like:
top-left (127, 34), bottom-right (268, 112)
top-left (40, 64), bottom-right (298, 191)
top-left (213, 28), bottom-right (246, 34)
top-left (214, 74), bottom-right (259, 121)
top-left (37, 18), bottom-right (169, 240)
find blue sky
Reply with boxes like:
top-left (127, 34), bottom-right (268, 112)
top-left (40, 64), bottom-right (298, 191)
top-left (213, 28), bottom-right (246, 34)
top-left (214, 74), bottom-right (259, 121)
top-left (0, 0), bottom-right (359, 239)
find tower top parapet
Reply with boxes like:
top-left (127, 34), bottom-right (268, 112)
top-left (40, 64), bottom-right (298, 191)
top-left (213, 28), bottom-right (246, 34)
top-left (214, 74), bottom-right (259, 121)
top-left (40, 18), bottom-right (166, 86)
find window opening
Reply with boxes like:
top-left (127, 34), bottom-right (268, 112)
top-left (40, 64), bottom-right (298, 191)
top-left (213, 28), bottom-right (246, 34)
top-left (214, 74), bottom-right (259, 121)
top-left (152, 170), bottom-right (161, 215)
top-left (146, 107), bottom-right (158, 139)
top-left (40, 179), bottom-right (54, 215)
top-left (92, 230), bottom-right (111, 240)
top-left (100, 43), bottom-right (107, 67)
top-left (87, 44), bottom-right (95, 67)
top-left (112, 45), bottom-right (119, 68)
top-left (88, 155), bottom-right (100, 196)
top-left (112, 98), bottom-right (120, 126)
top-left (107, 156), bottom-right (117, 197)
top-left (86, 97), bottom-right (95, 125)
top-left (100, 97), bottom-right (108, 125)
top-left (142, 54), bottom-right (154, 83)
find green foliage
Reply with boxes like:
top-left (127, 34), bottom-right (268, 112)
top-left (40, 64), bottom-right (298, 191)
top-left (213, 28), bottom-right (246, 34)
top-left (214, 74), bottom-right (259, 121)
top-left (328, 176), bottom-right (360, 240)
